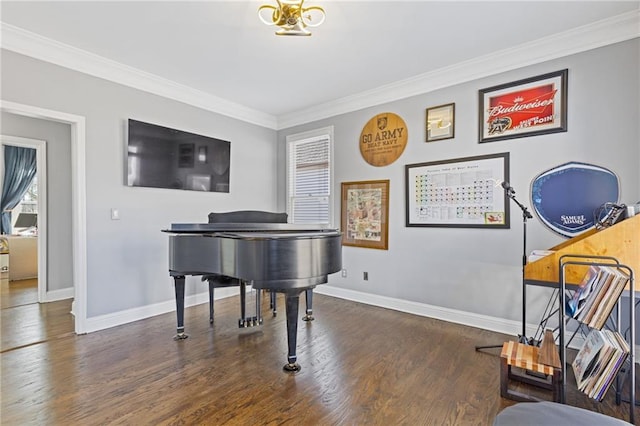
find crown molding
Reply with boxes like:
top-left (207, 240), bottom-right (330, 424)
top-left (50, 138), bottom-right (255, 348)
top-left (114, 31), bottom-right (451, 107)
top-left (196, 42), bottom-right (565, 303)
top-left (0, 23), bottom-right (278, 129)
top-left (2, 10), bottom-right (638, 131)
top-left (276, 9), bottom-right (640, 130)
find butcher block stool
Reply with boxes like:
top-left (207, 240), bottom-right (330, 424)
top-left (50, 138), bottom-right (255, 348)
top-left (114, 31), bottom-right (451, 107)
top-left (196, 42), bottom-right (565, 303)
top-left (500, 334), bottom-right (562, 403)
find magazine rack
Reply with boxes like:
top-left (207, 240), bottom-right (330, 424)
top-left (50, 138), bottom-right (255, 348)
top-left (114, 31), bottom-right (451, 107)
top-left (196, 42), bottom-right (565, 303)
top-left (558, 255), bottom-right (635, 425)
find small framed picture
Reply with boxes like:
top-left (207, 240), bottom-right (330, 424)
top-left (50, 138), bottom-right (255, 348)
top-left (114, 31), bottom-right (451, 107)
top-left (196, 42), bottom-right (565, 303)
top-left (426, 103), bottom-right (455, 142)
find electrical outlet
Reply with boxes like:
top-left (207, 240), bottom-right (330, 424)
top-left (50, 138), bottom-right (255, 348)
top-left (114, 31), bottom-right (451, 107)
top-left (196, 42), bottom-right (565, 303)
top-left (363, 272), bottom-right (368, 281)
top-left (341, 269), bottom-right (347, 278)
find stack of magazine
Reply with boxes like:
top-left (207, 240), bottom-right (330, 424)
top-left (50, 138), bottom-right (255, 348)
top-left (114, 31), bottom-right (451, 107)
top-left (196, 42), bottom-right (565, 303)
top-left (565, 265), bottom-right (630, 329)
top-left (571, 329), bottom-right (629, 401)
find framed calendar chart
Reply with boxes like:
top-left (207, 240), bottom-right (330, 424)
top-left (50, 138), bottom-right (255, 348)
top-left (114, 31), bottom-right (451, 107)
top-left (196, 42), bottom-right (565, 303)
top-left (405, 152), bottom-right (510, 228)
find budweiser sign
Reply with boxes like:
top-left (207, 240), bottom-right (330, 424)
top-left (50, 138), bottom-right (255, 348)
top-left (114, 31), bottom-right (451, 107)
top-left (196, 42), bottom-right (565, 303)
top-left (487, 84), bottom-right (556, 135)
top-left (479, 69), bottom-right (567, 143)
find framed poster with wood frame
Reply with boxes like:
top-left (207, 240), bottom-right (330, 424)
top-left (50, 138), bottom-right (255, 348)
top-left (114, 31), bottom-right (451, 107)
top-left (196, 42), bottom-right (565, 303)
top-left (341, 180), bottom-right (389, 250)
top-left (479, 69), bottom-right (568, 143)
top-left (405, 152), bottom-right (510, 228)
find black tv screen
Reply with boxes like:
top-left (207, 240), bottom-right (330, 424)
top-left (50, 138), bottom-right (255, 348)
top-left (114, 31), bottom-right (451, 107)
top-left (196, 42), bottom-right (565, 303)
top-left (127, 119), bottom-right (230, 192)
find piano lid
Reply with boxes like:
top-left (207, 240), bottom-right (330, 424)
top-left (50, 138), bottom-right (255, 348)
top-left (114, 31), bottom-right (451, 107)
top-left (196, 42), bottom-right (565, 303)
top-left (163, 222), bottom-right (337, 234)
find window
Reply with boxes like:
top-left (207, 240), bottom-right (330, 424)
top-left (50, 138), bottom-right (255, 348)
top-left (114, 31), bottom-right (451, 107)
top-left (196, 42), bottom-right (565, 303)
top-left (11, 177), bottom-right (37, 230)
top-left (286, 126), bottom-right (334, 226)
top-left (20, 177), bottom-right (38, 213)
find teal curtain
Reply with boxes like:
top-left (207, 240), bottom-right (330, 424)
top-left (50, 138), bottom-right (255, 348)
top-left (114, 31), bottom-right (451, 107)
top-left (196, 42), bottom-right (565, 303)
top-left (1, 145), bottom-right (37, 234)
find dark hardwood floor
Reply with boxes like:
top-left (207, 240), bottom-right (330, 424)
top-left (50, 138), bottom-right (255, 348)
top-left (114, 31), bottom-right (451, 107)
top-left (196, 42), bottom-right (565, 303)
top-left (1, 285), bottom-right (637, 425)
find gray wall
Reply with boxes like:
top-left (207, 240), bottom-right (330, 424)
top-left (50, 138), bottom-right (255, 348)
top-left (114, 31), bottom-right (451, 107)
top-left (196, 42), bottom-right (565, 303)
top-left (278, 39), bottom-right (640, 331)
top-left (1, 113), bottom-right (73, 291)
top-left (1, 49), bottom-right (279, 317)
top-left (1, 38), bottom-right (638, 335)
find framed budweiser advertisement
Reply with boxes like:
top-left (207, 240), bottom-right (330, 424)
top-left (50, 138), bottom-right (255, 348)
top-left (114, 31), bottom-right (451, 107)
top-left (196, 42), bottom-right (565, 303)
top-left (478, 69), bottom-right (567, 143)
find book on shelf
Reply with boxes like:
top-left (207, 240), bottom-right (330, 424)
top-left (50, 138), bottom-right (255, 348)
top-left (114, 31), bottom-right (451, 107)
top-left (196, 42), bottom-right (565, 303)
top-left (566, 265), bottom-right (630, 329)
top-left (528, 249), bottom-right (555, 263)
top-left (571, 329), bottom-right (629, 401)
top-left (576, 267), bottom-right (614, 323)
top-left (582, 330), bottom-right (616, 397)
top-left (566, 265), bottom-right (599, 318)
top-left (572, 329), bottom-right (606, 391)
top-left (591, 332), bottom-right (630, 401)
top-left (588, 267), bottom-right (630, 329)
top-left (577, 268), bottom-right (616, 324)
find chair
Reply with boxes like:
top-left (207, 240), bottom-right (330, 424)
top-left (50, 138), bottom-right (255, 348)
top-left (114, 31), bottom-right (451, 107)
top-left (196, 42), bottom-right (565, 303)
top-left (500, 330), bottom-right (562, 403)
top-left (493, 401), bottom-right (629, 425)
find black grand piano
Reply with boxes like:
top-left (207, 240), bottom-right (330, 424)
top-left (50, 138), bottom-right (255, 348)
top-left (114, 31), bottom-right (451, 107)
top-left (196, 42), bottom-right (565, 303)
top-left (163, 211), bottom-right (342, 372)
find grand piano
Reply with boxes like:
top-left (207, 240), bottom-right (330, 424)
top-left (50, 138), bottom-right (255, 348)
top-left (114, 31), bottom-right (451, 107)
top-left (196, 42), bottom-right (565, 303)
top-left (163, 211), bottom-right (342, 372)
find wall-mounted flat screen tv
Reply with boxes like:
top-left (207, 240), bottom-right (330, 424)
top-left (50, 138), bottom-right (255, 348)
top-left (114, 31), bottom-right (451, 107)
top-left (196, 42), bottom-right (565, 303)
top-left (127, 119), bottom-right (230, 192)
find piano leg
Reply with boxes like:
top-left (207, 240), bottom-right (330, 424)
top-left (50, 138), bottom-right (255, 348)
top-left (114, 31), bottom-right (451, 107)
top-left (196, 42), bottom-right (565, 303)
top-left (208, 280), bottom-right (215, 324)
top-left (173, 275), bottom-right (188, 340)
top-left (302, 289), bottom-right (314, 321)
top-left (255, 290), bottom-right (263, 325)
top-left (283, 291), bottom-right (302, 373)
top-left (270, 291), bottom-right (277, 316)
top-left (239, 281), bottom-right (247, 328)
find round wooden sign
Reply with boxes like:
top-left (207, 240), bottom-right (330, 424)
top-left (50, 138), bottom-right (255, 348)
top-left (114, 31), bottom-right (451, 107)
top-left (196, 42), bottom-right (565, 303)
top-left (359, 112), bottom-right (408, 167)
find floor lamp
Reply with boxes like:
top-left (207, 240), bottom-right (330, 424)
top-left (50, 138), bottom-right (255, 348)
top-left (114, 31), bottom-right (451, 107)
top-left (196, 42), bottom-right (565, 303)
top-left (476, 182), bottom-right (534, 351)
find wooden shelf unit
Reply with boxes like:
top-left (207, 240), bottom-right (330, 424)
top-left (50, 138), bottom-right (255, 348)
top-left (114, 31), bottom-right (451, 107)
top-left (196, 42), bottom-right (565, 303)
top-left (524, 214), bottom-right (640, 288)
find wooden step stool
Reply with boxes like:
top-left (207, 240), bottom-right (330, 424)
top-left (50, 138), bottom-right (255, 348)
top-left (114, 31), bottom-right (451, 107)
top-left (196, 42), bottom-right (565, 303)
top-left (500, 331), bottom-right (562, 403)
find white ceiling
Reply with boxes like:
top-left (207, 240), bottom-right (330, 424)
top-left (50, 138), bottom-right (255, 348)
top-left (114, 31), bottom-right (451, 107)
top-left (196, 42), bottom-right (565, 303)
top-left (1, 1), bottom-right (639, 128)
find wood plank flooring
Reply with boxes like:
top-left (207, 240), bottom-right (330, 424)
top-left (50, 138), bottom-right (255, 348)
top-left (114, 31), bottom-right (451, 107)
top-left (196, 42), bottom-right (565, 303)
top-left (1, 279), bottom-right (74, 352)
top-left (1, 278), bottom-right (38, 308)
top-left (1, 289), bottom-right (637, 424)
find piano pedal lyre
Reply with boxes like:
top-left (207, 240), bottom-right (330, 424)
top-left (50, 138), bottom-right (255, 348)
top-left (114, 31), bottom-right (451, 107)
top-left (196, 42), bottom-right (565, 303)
top-left (238, 285), bottom-right (263, 328)
top-left (238, 316), bottom-right (262, 328)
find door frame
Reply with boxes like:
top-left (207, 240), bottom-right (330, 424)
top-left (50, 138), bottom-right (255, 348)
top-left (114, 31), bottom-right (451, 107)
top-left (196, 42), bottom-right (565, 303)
top-left (1, 100), bottom-right (87, 334)
top-left (1, 135), bottom-right (48, 302)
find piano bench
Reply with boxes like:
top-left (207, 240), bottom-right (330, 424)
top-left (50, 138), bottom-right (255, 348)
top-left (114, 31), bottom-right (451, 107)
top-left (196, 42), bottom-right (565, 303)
top-left (500, 341), bottom-right (562, 403)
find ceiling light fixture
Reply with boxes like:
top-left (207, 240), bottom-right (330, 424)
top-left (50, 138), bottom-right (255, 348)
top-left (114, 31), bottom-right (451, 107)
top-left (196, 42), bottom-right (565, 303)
top-left (258, 0), bottom-right (325, 36)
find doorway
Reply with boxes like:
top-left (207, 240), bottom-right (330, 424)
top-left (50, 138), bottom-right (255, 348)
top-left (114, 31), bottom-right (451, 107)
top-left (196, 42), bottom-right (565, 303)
top-left (0, 101), bottom-right (87, 334)
top-left (0, 136), bottom-right (71, 352)
top-left (1, 136), bottom-right (48, 302)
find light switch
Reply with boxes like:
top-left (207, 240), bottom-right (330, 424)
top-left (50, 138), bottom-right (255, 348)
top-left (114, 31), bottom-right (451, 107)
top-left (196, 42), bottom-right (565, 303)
top-left (111, 208), bottom-right (120, 220)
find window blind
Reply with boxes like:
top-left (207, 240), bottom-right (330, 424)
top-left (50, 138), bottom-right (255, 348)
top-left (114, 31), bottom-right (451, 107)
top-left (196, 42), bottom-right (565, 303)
top-left (287, 135), bottom-right (331, 224)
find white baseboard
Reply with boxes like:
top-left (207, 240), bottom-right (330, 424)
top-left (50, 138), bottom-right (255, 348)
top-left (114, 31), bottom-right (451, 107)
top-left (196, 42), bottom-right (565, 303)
top-left (316, 285), bottom-right (531, 336)
top-left (315, 285), bottom-right (640, 356)
top-left (44, 287), bottom-right (74, 302)
top-left (78, 284), bottom-right (640, 358)
top-left (83, 287), bottom-right (237, 334)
